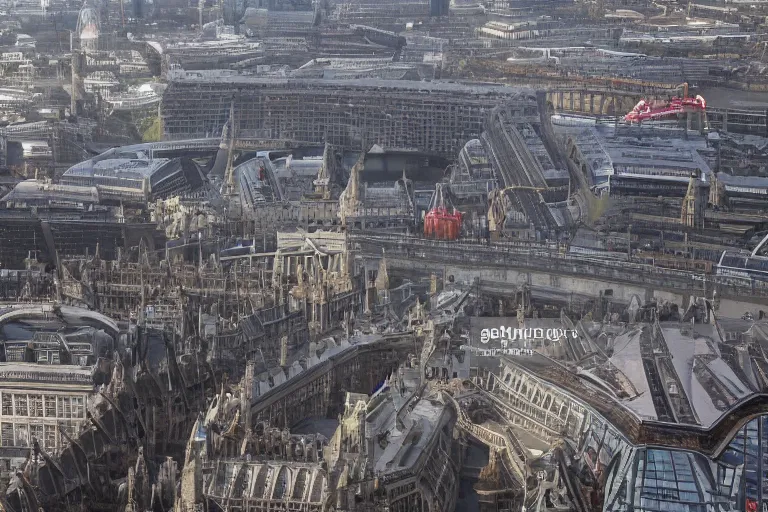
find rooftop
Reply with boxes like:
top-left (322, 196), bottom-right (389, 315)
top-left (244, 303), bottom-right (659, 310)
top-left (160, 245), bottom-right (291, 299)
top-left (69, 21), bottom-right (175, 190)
top-left (503, 314), bottom-right (768, 434)
top-left (167, 75), bottom-right (531, 97)
top-left (366, 369), bottom-right (449, 476)
top-left (2, 180), bottom-right (100, 204)
top-left (0, 362), bottom-right (94, 385)
top-left (64, 153), bottom-right (170, 181)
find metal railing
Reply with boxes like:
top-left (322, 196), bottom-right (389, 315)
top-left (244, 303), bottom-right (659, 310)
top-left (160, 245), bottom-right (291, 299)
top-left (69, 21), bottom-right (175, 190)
top-left (351, 233), bottom-right (768, 298)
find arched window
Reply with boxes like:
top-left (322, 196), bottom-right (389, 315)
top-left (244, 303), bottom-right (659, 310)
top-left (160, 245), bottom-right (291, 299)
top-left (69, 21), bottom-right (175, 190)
top-left (272, 466), bottom-right (288, 500)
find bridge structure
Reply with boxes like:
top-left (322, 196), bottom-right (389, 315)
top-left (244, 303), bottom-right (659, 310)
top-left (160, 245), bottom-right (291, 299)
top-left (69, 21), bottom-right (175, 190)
top-left (351, 233), bottom-right (768, 311)
top-left (546, 87), bottom-right (657, 118)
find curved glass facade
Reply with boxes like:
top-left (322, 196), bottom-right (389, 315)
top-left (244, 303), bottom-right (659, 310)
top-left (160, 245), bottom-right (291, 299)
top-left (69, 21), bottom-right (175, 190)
top-left (720, 415), bottom-right (768, 512)
top-left (602, 415), bottom-right (768, 512)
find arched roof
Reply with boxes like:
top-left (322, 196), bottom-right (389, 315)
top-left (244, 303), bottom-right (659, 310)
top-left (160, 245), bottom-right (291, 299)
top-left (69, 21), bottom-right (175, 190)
top-left (0, 303), bottom-right (119, 337)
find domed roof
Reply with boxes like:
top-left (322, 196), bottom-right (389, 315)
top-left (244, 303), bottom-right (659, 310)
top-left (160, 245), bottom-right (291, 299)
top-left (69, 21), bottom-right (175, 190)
top-left (76, 1), bottom-right (100, 40)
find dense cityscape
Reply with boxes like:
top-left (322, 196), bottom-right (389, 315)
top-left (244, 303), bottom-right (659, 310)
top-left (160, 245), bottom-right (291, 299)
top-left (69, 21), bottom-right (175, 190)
top-left (0, 0), bottom-right (767, 510)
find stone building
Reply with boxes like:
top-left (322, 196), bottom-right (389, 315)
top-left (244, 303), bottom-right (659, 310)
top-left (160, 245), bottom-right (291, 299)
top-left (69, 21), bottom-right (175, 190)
top-left (0, 304), bottom-right (117, 471)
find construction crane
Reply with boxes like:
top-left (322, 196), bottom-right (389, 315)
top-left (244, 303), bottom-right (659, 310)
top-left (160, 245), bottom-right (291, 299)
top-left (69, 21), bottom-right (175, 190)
top-left (624, 83), bottom-right (706, 123)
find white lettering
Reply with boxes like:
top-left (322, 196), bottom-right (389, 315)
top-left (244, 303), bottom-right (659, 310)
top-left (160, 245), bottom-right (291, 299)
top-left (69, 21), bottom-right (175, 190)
top-left (460, 345), bottom-right (536, 357)
top-left (477, 326), bottom-right (578, 342)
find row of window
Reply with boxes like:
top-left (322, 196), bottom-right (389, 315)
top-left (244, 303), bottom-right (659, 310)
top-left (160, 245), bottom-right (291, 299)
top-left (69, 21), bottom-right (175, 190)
top-left (0, 421), bottom-right (79, 450)
top-left (0, 393), bottom-right (86, 419)
top-left (6, 348), bottom-right (66, 365)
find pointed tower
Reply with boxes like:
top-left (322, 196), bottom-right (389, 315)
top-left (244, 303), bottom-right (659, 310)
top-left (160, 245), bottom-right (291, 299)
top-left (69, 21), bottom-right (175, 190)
top-left (224, 99), bottom-right (237, 195)
top-left (709, 172), bottom-right (723, 208)
top-left (175, 417), bottom-right (205, 512)
top-left (314, 143), bottom-right (333, 199)
top-left (399, 167), bottom-right (411, 193)
top-left (338, 150), bottom-right (364, 225)
top-left (375, 249), bottom-right (389, 293)
top-left (76, 0), bottom-right (100, 52)
top-left (681, 171), bottom-right (705, 228)
top-left (487, 187), bottom-right (507, 239)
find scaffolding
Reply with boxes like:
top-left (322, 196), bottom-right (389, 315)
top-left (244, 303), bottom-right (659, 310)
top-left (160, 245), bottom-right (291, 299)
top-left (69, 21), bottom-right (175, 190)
top-left (161, 77), bottom-right (528, 157)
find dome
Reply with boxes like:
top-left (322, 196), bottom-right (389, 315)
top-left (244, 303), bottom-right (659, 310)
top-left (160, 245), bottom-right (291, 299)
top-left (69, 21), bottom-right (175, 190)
top-left (76, 1), bottom-right (100, 41)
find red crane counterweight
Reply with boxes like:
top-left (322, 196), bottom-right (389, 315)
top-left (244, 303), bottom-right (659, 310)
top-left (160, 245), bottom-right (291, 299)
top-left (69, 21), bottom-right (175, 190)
top-left (424, 207), bottom-right (462, 240)
top-left (424, 184), bottom-right (462, 240)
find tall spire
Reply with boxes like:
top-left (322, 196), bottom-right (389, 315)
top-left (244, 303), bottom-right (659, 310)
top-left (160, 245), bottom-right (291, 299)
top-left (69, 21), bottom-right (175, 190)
top-left (681, 171), bottom-right (699, 228)
top-left (375, 249), bottom-right (389, 292)
top-left (314, 142), bottom-right (332, 199)
top-left (224, 99), bottom-right (237, 194)
top-left (339, 149), bottom-right (364, 224)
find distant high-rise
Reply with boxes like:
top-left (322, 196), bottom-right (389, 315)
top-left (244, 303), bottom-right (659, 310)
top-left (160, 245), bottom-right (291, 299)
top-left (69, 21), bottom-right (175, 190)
top-left (430, 0), bottom-right (449, 15)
